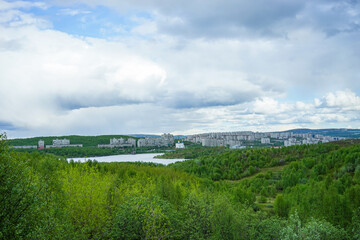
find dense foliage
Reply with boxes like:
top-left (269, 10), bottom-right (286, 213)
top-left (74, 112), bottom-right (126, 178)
top-left (1, 134), bottom-right (359, 239)
top-left (155, 147), bottom-right (228, 159)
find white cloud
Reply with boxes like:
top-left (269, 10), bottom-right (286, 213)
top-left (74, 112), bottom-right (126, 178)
top-left (130, 16), bottom-right (157, 35)
top-left (295, 101), bottom-right (312, 110)
top-left (252, 97), bottom-right (293, 114)
top-left (1, 0), bottom-right (360, 137)
top-left (323, 90), bottom-right (360, 110)
top-left (0, 23), bottom-right (168, 133)
top-left (314, 98), bottom-right (322, 107)
top-left (57, 8), bottom-right (91, 16)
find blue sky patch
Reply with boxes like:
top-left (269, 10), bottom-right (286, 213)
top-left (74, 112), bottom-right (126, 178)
top-left (20, 2), bottom-right (148, 38)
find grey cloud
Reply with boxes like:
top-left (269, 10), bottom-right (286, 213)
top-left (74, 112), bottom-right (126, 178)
top-left (56, 86), bottom-right (257, 111)
top-left (172, 0), bottom-right (357, 40)
top-left (298, 0), bottom-right (360, 37)
top-left (156, 0), bottom-right (304, 38)
top-left (2, 0), bottom-right (360, 136)
top-left (51, 0), bottom-right (360, 39)
top-left (0, 39), bottom-right (22, 51)
top-left (55, 93), bottom-right (154, 110)
top-left (325, 23), bottom-right (360, 37)
top-left (164, 87), bottom-right (259, 109)
top-left (0, 121), bottom-right (18, 131)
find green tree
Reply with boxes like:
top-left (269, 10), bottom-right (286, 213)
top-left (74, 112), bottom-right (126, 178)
top-left (60, 164), bottom-right (115, 239)
top-left (281, 211), bottom-right (348, 240)
top-left (182, 193), bottom-right (212, 240)
top-left (0, 134), bottom-right (45, 239)
top-left (351, 208), bottom-right (360, 240)
top-left (274, 194), bottom-right (290, 218)
top-left (112, 195), bottom-right (181, 240)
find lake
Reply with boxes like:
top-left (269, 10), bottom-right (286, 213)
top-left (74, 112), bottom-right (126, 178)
top-left (69, 153), bottom-right (186, 165)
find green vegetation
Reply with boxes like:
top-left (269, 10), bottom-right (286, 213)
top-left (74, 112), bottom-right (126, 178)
top-left (1, 134), bottom-right (360, 239)
top-left (166, 143), bottom-right (340, 180)
top-left (155, 146), bottom-right (228, 159)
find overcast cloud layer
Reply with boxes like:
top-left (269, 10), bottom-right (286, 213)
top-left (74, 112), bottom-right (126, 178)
top-left (0, 0), bottom-right (360, 137)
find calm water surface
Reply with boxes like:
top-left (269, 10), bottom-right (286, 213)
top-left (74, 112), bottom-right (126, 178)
top-left (69, 153), bottom-right (186, 165)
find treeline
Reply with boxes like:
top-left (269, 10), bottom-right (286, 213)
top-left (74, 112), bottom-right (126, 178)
top-left (155, 147), bottom-right (229, 159)
top-left (7, 134), bottom-right (136, 147)
top-left (13, 145), bottom-right (170, 158)
top-left (1, 135), bottom-right (360, 239)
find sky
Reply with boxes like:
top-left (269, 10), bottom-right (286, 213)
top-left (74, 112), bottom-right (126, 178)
top-left (0, 0), bottom-right (360, 138)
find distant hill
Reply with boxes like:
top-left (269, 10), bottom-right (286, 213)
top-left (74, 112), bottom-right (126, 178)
top-left (128, 134), bottom-right (160, 138)
top-left (183, 128), bottom-right (360, 139)
top-left (129, 134), bottom-right (187, 139)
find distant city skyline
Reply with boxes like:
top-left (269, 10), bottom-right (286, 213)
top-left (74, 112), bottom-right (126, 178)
top-left (0, 0), bottom-right (359, 138)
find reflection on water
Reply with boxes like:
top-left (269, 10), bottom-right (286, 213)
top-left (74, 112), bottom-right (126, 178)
top-left (69, 153), bottom-right (186, 165)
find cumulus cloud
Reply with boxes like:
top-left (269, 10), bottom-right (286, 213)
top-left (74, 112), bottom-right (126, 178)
top-left (1, 0), bottom-right (360, 137)
top-left (252, 97), bottom-right (293, 114)
top-left (250, 90), bottom-right (360, 129)
top-left (0, 26), bottom-right (168, 125)
top-left (164, 89), bottom-right (360, 135)
top-left (0, 4), bottom-right (269, 136)
top-left (322, 90), bottom-right (360, 110)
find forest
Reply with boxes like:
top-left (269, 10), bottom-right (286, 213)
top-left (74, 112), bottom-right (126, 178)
top-left (1, 133), bottom-right (360, 239)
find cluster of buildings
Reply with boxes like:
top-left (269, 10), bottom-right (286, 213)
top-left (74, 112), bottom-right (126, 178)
top-left (99, 134), bottom-right (179, 148)
top-left (98, 134), bottom-right (178, 148)
top-left (261, 137), bottom-right (271, 144)
top-left (98, 138), bottom-right (136, 148)
top-left (11, 130), bottom-right (345, 151)
top-left (284, 135), bottom-right (343, 147)
top-left (10, 138), bottom-right (83, 149)
top-left (45, 139), bottom-right (83, 148)
top-left (186, 131), bottom-right (345, 148)
top-left (10, 134), bottom-right (178, 150)
top-left (200, 138), bottom-right (242, 148)
top-left (186, 131), bottom-right (264, 147)
top-left (137, 133), bottom-right (174, 147)
top-left (98, 134), bottom-right (176, 148)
